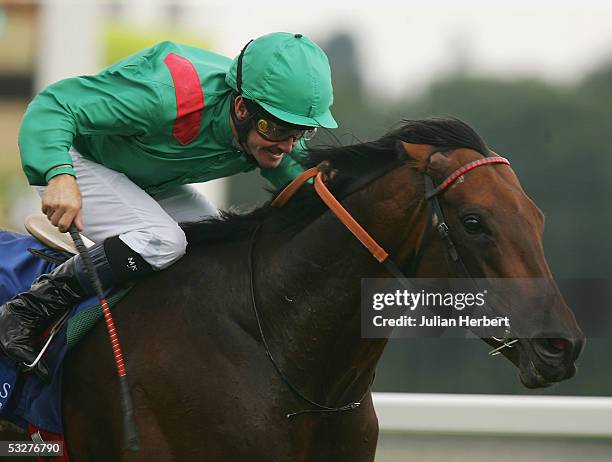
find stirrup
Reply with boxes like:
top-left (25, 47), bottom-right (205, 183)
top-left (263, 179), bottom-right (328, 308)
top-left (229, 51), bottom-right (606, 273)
top-left (22, 309), bottom-right (71, 371)
top-left (24, 214), bottom-right (94, 255)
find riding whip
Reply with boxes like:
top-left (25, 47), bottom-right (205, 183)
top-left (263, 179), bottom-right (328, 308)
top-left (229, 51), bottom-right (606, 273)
top-left (68, 225), bottom-right (140, 451)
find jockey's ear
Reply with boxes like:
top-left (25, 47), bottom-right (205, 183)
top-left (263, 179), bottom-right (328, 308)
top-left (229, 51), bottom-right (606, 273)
top-left (234, 95), bottom-right (250, 121)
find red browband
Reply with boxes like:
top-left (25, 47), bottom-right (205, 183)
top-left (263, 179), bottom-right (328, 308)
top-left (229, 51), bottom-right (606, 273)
top-left (426, 156), bottom-right (510, 199)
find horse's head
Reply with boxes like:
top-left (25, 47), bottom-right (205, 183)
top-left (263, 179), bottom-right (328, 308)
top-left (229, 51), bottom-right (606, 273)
top-left (381, 126), bottom-right (584, 388)
top-left (242, 117), bottom-right (584, 390)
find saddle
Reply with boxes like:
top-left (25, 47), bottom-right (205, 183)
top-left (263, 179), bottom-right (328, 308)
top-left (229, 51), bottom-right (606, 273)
top-left (23, 214), bottom-right (94, 256)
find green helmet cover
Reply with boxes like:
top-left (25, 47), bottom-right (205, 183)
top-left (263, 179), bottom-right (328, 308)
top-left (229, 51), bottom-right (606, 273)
top-left (226, 32), bottom-right (337, 129)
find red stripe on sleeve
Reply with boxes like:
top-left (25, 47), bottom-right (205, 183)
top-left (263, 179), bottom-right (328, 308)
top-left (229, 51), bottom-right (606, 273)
top-left (163, 52), bottom-right (205, 145)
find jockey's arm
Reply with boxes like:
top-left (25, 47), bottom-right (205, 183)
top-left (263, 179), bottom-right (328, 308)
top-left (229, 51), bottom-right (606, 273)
top-left (19, 71), bottom-right (163, 186)
top-left (18, 69), bottom-right (163, 231)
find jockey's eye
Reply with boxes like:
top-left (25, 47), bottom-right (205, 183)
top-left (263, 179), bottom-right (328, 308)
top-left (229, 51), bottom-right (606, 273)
top-left (462, 214), bottom-right (483, 234)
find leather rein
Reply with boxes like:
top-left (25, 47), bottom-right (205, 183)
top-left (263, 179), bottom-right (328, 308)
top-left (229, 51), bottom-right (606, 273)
top-left (248, 143), bottom-right (510, 418)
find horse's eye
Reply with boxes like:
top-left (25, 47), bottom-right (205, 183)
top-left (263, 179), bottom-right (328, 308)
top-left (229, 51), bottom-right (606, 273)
top-left (462, 214), bottom-right (483, 234)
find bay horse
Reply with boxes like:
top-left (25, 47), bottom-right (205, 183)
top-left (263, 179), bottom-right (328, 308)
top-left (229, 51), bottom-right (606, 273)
top-left (2, 118), bottom-right (583, 461)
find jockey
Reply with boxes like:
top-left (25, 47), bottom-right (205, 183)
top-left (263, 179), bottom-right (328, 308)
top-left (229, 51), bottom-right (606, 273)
top-left (0, 32), bottom-right (337, 381)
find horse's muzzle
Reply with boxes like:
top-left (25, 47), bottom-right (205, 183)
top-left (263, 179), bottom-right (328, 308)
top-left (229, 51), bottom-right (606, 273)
top-left (521, 333), bottom-right (585, 387)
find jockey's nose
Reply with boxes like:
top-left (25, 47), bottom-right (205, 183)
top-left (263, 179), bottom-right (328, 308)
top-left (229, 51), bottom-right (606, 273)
top-left (277, 138), bottom-right (296, 154)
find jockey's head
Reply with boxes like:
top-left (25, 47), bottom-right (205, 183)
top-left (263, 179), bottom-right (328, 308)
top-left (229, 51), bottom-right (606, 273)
top-left (227, 32), bottom-right (337, 169)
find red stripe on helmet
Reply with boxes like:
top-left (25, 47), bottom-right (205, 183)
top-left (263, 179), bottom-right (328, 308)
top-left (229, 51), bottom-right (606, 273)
top-left (163, 52), bottom-right (204, 145)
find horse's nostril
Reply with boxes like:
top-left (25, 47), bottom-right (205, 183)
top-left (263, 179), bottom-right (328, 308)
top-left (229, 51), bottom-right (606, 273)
top-left (534, 337), bottom-right (572, 358)
top-left (549, 338), bottom-right (569, 352)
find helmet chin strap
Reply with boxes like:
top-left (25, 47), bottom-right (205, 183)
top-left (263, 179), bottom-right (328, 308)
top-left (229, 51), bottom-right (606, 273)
top-left (230, 93), bottom-right (255, 153)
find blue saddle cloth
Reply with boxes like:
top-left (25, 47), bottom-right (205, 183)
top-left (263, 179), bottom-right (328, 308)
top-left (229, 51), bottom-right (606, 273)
top-left (0, 230), bottom-right (124, 434)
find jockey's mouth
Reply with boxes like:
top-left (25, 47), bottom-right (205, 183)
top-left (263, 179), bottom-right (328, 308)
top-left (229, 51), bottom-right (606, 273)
top-left (265, 150), bottom-right (285, 158)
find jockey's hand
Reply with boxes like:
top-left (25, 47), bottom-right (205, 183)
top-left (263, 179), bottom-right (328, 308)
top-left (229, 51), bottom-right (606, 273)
top-left (41, 174), bottom-right (84, 233)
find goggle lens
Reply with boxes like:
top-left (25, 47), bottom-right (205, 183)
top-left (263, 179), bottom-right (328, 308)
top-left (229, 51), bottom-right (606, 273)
top-left (255, 117), bottom-right (317, 142)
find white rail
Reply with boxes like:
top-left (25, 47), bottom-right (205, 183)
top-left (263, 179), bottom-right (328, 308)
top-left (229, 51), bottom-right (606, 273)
top-left (372, 393), bottom-right (612, 437)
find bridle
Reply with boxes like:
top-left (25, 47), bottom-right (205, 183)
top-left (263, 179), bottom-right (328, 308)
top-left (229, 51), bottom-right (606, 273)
top-left (248, 142), bottom-right (513, 418)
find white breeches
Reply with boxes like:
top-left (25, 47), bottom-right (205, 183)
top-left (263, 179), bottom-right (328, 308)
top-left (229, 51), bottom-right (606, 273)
top-left (36, 148), bottom-right (219, 270)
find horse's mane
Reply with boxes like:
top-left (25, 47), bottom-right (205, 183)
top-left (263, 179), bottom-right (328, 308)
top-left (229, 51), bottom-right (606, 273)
top-left (182, 117), bottom-right (489, 246)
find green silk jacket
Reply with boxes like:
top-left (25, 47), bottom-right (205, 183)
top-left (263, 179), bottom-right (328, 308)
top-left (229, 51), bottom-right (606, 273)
top-left (18, 41), bottom-right (305, 194)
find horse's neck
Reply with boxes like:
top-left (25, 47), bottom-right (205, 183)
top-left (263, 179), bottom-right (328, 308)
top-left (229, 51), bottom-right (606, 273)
top-left (255, 188), bottom-right (425, 400)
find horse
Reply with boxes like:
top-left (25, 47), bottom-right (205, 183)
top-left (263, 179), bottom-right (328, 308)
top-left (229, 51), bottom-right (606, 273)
top-left (0, 117), bottom-right (584, 461)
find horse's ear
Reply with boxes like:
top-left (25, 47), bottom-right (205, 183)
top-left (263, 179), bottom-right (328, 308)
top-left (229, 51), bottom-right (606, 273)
top-left (427, 151), bottom-right (452, 178)
top-left (399, 142), bottom-right (437, 171)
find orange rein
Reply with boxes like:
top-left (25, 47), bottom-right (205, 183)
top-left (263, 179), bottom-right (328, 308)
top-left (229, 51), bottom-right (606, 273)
top-left (271, 166), bottom-right (389, 263)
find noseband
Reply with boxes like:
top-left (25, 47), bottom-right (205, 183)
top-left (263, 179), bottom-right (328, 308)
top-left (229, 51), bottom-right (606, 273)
top-left (250, 145), bottom-right (511, 418)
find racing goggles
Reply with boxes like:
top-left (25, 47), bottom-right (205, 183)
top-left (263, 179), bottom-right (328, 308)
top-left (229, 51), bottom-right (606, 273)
top-left (254, 117), bottom-right (317, 142)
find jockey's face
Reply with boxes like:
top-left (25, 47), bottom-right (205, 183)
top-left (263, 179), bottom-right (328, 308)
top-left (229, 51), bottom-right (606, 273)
top-left (244, 128), bottom-right (298, 169)
top-left (232, 95), bottom-right (298, 169)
